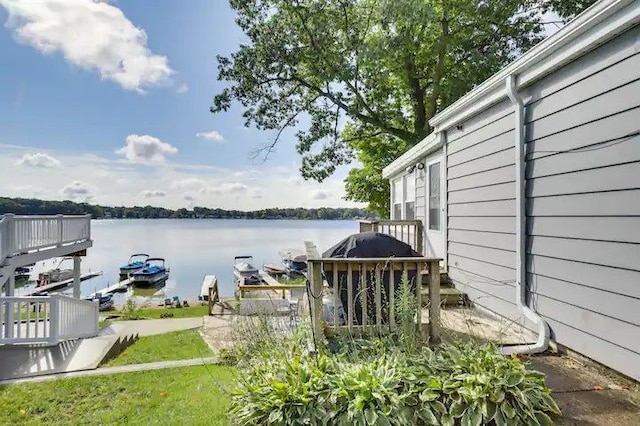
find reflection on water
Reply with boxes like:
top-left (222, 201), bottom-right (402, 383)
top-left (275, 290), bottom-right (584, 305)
top-left (15, 219), bottom-right (357, 301)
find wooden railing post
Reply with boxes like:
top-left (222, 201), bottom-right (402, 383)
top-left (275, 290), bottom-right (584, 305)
top-left (415, 220), bottom-right (424, 255)
top-left (305, 241), bottom-right (324, 347)
top-left (427, 260), bottom-right (441, 343)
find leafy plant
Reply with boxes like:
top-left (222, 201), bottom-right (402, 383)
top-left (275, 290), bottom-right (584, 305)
top-left (120, 298), bottom-right (142, 320)
top-left (229, 319), bottom-right (560, 425)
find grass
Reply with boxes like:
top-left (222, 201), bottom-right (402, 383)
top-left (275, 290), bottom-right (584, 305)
top-left (103, 329), bottom-right (213, 367)
top-left (0, 365), bottom-right (235, 425)
top-left (134, 305), bottom-right (209, 319)
top-left (106, 304), bottom-right (209, 321)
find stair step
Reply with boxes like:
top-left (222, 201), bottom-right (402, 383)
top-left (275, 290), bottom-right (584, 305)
top-left (421, 287), bottom-right (464, 306)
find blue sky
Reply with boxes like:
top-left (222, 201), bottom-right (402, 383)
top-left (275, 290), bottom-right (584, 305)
top-left (0, 0), bottom-right (357, 209)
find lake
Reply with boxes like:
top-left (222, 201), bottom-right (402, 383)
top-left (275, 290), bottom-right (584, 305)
top-left (17, 219), bottom-right (358, 302)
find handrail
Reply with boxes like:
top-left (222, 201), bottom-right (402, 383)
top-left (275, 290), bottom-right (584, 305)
top-left (0, 214), bottom-right (91, 265)
top-left (0, 294), bottom-right (98, 345)
top-left (359, 219), bottom-right (424, 254)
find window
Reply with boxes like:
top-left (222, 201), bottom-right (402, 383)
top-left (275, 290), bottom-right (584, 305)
top-left (428, 162), bottom-right (441, 230)
top-left (404, 173), bottom-right (415, 220)
top-left (392, 178), bottom-right (402, 219)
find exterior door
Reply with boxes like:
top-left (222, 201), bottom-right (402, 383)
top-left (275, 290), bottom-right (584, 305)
top-left (425, 152), bottom-right (445, 259)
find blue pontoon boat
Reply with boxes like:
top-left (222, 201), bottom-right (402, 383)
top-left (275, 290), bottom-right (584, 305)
top-left (119, 253), bottom-right (150, 278)
top-left (132, 258), bottom-right (168, 287)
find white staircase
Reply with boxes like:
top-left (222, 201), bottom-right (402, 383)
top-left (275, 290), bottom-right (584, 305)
top-left (0, 214), bottom-right (96, 345)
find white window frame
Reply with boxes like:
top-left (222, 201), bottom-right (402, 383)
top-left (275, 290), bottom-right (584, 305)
top-left (390, 173), bottom-right (416, 220)
top-left (391, 178), bottom-right (403, 220)
top-left (426, 158), bottom-right (443, 232)
top-left (404, 172), bottom-right (416, 220)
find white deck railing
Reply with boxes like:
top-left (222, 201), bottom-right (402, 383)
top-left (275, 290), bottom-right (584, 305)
top-left (0, 295), bottom-right (98, 345)
top-left (55, 294), bottom-right (99, 341)
top-left (359, 220), bottom-right (423, 254)
top-left (0, 214), bottom-right (91, 265)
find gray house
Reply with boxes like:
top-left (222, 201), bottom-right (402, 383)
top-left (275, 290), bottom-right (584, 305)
top-left (383, 0), bottom-right (640, 381)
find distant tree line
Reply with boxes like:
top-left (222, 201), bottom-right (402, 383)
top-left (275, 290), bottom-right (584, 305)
top-left (0, 197), bottom-right (376, 220)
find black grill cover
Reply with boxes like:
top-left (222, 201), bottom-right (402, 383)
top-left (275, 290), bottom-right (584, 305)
top-left (323, 232), bottom-right (421, 326)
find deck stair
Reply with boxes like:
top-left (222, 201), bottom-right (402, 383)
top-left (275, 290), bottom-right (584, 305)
top-left (421, 269), bottom-right (464, 307)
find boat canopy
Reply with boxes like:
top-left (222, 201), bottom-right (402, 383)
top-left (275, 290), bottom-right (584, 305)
top-left (278, 248), bottom-right (307, 263)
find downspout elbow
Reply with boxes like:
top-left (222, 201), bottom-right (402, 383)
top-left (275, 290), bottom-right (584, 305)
top-left (500, 75), bottom-right (550, 356)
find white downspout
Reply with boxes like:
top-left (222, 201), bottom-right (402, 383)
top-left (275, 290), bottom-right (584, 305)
top-left (500, 75), bottom-right (550, 355)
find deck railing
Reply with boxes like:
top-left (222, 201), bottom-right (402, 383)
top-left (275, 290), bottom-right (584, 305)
top-left (55, 294), bottom-right (99, 341)
top-left (305, 241), bottom-right (441, 345)
top-left (0, 214), bottom-right (92, 265)
top-left (359, 220), bottom-right (424, 254)
top-left (0, 294), bottom-right (98, 345)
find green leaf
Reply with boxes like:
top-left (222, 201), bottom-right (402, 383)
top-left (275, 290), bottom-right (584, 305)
top-left (376, 415), bottom-right (392, 426)
top-left (418, 407), bottom-right (438, 425)
top-left (449, 402), bottom-right (466, 418)
top-left (501, 401), bottom-right (516, 419)
top-left (268, 410), bottom-right (283, 424)
top-left (507, 373), bottom-right (525, 387)
top-left (364, 407), bottom-right (377, 425)
top-left (535, 411), bottom-right (555, 426)
top-left (484, 401), bottom-right (497, 421)
top-left (441, 415), bottom-right (455, 426)
top-left (432, 400), bottom-right (447, 415)
top-left (420, 389), bottom-right (439, 402)
top-left (493, 406), bottom-right (508, 426)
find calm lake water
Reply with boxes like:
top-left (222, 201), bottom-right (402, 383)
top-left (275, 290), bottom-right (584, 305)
top-left (17, 219), bottom-right (358, 301)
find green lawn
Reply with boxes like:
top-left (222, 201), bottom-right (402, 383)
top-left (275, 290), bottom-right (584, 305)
top-left (0, 365), bottom-right (236, 425)
top-left (104, 329), bottom-right (213, 367)
top-left (131, 305), bottom-right (209, 319)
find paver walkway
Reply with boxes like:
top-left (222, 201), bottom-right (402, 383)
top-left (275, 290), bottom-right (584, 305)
top-left (0, 357), bottom-right (218, 385)
top-left (109, 317), bottom-right (203, 337)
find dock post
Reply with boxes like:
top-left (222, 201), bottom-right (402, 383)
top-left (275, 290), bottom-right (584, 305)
top-left (72, 256), bottom-right (81, 299)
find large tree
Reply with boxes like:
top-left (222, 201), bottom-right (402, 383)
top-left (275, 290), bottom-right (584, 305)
top-left (212, 0), bottom-right (596, 216)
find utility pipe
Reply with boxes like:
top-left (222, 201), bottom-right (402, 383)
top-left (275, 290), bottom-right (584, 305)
top-left (500, 75), bottom-right (550, 355)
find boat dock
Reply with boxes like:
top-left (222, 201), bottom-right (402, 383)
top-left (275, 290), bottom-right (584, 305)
top-left (87, 277), bottom-right (135, 299)
top-left (25, 271), bottom-right (104, 296)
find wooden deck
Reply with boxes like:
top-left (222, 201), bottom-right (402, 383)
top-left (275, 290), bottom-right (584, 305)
top-left (25, 271), bottom-right (103, 296)
top-left (86, 277), bottom-right (134, 299)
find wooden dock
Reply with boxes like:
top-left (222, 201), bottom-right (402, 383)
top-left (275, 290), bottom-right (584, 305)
top-left (26, 271), bottom-right (103, 296)
top-left (87, 277), bottom-right (134, 298)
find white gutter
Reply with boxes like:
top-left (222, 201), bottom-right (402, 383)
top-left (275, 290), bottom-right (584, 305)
top-left (382, 132), bottom-right (441, 179)
top-left (500, 75), bottom-right (550, 356)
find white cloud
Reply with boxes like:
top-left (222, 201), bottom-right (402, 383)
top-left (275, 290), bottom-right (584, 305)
top-left (60, 181), bottom-right (94, 201)
top-left (16, 152), bottom-right (61, 168)
top-left (310, 189), bottom-right (331, 200)
top-left (176, 83), bottom-right (188, 94)
top-left (0, 0), bottom-right (175, 93)
top-left (171, 177), bottom-right (205, 190)
top-left (140, 189), bottom-right (166, 198)
top-left (0, 147), bottom-right (363, 210)
top-left (225, 182), bottom-right (248, 193)
top-left (285, 175), bottom-right (303, 186)
top-left (116, 134), bottom-right (177, 164)
top-left (195, 131), bottom-right (224, 142)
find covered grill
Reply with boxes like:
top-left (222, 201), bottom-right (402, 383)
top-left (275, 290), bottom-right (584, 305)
top-left (322, 232), bottom-right (422, 325)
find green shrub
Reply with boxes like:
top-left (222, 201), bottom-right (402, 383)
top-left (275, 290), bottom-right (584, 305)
top-left (230, 336), bottom-right (559, 425)
top-left (120, 298), bottom-right (142, 320)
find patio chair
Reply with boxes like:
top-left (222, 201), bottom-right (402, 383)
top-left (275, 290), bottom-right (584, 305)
top-left (172, 296), bottom-right (181, 308)
top-left (164, 298), bottom-right (172, 307)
